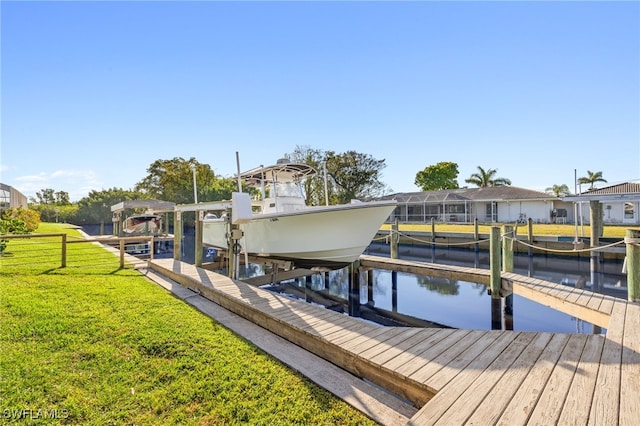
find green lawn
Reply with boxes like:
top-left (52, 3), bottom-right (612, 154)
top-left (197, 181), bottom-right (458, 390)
top-left (0, 223), bottom-right (375, 425)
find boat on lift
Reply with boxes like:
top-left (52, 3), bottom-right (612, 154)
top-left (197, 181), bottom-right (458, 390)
top-left (122, 214), bottom-right (162, 235)
top-left (202, 159), bottom-right (397, 269)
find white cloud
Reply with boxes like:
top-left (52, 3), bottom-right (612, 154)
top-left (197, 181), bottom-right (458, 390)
top-left (13, 169), bottom-right (104, 201)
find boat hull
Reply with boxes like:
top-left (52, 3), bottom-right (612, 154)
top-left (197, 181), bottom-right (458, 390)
top-left (202, 201), bottom-right (396, 269)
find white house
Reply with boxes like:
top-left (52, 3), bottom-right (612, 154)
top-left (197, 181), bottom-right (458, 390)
top-left (563, 181), bottom-right (640, 225)
top-left (378, 186), bottom-right (566, 224)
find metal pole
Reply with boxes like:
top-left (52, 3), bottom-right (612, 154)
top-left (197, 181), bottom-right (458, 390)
top-left (191, 164), bottom-right (198, 204)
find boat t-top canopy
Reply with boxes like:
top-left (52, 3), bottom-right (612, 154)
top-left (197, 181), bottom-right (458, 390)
top-left (240, 159), bottom-right (317, 186)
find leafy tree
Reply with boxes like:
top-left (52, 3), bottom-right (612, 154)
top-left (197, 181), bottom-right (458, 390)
top-left (0, 208), bottom-right (40, 252)
top-left (545, 184), bottom-right (571, 197)
top-left (578, 170), bottom-right (607, 190)
top-left (415, 162), bottom-right (460, 191)
top-left (464, 166), bottom-right (512, 188)
top-left (74, 188), bottom-right (146, 224)
top-left (28, 188), bottom-right (73, 222)
top-left (1, 207), bottom-right (40, 232)
top-left (31, 189), bottom-right (71, 205)
top-left (136, 157), bottom-right (238, 205)
top-left (288, 145), bottom-right (330, 206)
top-left (324, 150), bottom-right (388, 204)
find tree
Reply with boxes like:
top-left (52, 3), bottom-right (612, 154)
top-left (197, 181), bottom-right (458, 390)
top-left (545, 184), bottom-right (571, 197)
top-left (28, 188), bottom-right (75, 222)
top-left (324, 151), bottom-right (388, 204)
top-left (31, 189), bottom-right (70, 205)
top-left (135, 157), bottom-right (238, 205)
top-left (288, 145), bottom-right (330, 206)
top-left (464, 166), bottom-right (512, 188)
top-left (415, 162), bottom-right (460, 191)
top-left (578, 170), bottom-right (607, 190)
top-left (74, 188), bottom-right (146, 224)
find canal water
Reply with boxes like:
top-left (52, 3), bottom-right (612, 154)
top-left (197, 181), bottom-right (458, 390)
top-left (84, 225), bottom-right (627, 335)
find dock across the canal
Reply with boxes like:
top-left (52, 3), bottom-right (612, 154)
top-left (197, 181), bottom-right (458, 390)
top-left (148, 255), bottom-right (639, 425)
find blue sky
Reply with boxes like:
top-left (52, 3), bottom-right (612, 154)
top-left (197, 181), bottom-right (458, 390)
top-left (2, 1), bottom-right (639, 201)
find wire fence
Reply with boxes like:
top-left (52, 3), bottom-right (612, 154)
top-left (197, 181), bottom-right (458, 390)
top-left (0, 233), bottom-right (153, 270)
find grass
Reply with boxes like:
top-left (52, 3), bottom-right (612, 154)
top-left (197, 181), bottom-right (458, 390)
top-left (380, 222), bottom-right (632, 238)
top-left (0, 223), bottom-right (376, 425)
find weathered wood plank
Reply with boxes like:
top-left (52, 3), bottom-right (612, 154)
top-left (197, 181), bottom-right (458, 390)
top-left (370, 328), bottom-right (440, 366)
top-left (412, 332), bottom-right (534, 425)
top-left (395, 330), bottom-right (472, 378)
top-left (342, 327), bottom-right (403, 354)
top-left (358, 327), bottom-right (424, 359)
top-left (461, 332), bottom-right (553, 425)
top-left (527, 333), bottom-right (589, 424)
top-left (619, 303), bottom-right (640, 426)
top-left (382, 328), bottom-right (457, 372)
top-left (598, 295), bottom-right (616, 316)
top-left (324, 322), bottom-right (380, 346)
top-left (589, 301), bottom-right (626, 425)
top-left (410, 330), bottom-right (498, 388)
top-left (557, 334), bottom-right (606, 425)
top-left (495, 333), bottom-right (571, 425)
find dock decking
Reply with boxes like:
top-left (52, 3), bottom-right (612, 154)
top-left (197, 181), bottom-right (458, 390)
top-left (148, 257), bottom-right (639, 425)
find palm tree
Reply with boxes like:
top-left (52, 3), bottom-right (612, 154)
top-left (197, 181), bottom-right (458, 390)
top-left (545, 184), bottom-right (571, 197)
top-left (464, 166), bottom-right (512, 188)
top-left (577, 170), bottom-right (607, 190)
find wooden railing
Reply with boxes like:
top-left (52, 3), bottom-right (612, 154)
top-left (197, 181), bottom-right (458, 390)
top-left (0, 233), bottom-right (154, 269)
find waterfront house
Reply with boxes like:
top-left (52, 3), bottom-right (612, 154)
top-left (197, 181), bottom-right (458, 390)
top-left (563, 181), bottom-right (640, 225)
top-left (378, 186), bottom-right (568, 224)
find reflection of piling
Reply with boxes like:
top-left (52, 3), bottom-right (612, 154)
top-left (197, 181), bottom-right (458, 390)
top-left (490, 226), bottom-right (501, 296)
top-left (305, 274), bottom-right (313, 303)
top-left (392, 271), bottom-right (398, 312)
top-left (491, 298), bottom-right (502, 330)
top-left (348, 261), bottom-right (360, 317)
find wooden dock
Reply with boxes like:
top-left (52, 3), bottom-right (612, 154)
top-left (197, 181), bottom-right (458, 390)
top-left (148, 256), bottom-right (639, 425)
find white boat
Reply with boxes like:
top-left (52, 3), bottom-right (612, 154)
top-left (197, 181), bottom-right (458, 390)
top-left (202, 159), bottom-right (397, 269)
top-left (122, 214), bottom-right (162, 235)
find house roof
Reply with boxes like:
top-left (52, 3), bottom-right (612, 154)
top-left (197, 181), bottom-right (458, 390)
top-left (563, 181), bottom-right (640, 202)
top-left (379, 186), bottom-right (556, 204)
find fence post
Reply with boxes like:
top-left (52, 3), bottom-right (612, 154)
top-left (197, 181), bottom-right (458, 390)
top-left (626, 229), bottom-right (640, 302)
top-left (149, 236), bottom-right (154, 261)
top-left (61, 233), bottom-right (67, 268)
top-left (490, 226), bottom-right (501, 297)
top-left (119, 239), bottom-right (125, 269)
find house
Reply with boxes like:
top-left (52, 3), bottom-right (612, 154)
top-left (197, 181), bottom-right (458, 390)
top-left (378, 186), bottom-right (567, 224)
top-left (0, 183), bottom-right (28, 211)
top-left (562, 181), bottom-right (640, 225)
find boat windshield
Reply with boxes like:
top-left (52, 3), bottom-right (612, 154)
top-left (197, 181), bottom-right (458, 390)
top-left (267, 181), bottom-right (305, 199)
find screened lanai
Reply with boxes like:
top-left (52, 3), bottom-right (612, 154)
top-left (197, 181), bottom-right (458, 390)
top-left (384, 191), bottom-right (475, 223)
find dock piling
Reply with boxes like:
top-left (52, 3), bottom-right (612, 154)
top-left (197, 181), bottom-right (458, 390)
top-left (626, 229), bottom-right (640, 302)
